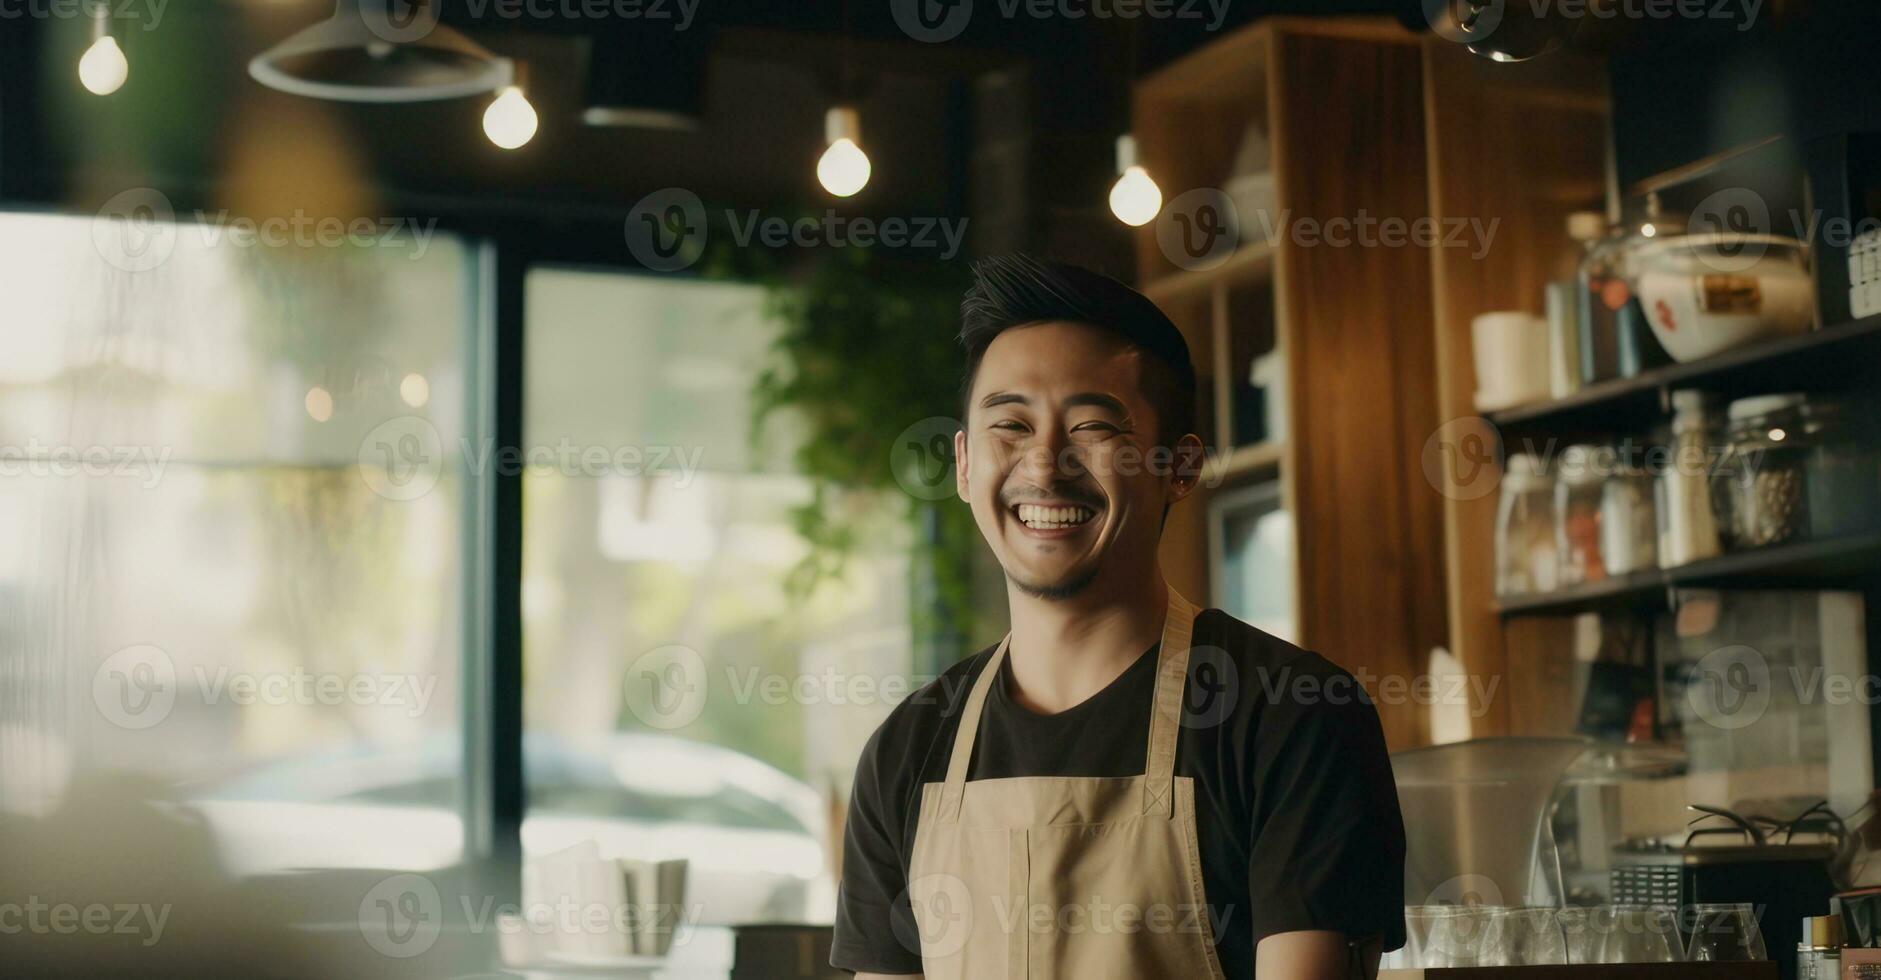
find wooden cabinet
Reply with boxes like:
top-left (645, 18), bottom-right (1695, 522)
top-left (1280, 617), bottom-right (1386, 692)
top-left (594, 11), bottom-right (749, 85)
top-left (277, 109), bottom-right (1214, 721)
top-left (1133, 19), bottom-right (1612, 750)
top-left (1134, 18), bottom-right (1451, 751)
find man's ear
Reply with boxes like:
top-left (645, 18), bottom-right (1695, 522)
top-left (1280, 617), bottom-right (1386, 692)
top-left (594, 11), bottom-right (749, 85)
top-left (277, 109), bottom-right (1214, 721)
top-left (1167, 433), bottom-right (1205, 504)
top-left (954, 428), bottom-right (970, 505)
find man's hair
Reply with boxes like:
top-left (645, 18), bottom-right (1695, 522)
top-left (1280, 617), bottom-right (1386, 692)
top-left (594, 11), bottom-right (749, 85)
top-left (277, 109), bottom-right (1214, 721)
top-left (957, 254), bottom-right (1197, 446)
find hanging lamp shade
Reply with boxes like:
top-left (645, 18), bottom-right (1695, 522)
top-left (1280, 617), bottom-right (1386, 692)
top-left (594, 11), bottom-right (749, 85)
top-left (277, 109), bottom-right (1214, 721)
top-left (248, 0), bottom-right (512, 103)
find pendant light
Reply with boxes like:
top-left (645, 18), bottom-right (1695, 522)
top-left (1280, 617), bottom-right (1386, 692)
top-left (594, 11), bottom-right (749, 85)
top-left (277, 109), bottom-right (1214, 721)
top-left (78, 1), bottom-right (128, 96)
top-left (816, 0), bottom-right (871, 198)
top-left (817, 107), bottom-right (871, 197)
top-left (249, 0), bottom-right (511, 103)
top-left (1108, 23), bottom-right (1160, 226)
top-left (1108, 134), bottom-right (1162, 227)
top-left (483, 63), bottom-right (538, 149)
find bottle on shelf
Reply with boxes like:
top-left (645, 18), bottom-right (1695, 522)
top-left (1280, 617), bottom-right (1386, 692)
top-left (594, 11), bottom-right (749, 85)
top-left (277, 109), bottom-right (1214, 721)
top-left (1549, 211), bottom-right (1605, 398)
top-left (1657, 389), bottom-right (1724, 566)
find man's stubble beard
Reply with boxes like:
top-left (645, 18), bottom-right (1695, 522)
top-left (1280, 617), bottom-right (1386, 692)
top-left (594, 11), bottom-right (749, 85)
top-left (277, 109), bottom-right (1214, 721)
top-left (1005, 563), bottom-right (1102, 601)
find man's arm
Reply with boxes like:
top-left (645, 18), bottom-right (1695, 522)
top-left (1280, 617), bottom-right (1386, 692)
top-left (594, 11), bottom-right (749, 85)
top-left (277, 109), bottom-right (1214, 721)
top-left (1256, 930), bottom-right (1382, 980)
top-left (1242, 659), bottom-right (1408, 975)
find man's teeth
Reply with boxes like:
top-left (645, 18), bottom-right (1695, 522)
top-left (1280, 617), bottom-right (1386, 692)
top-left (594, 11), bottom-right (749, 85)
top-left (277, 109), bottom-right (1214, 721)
top-left (1015, 504), bottom-right (1096, 529)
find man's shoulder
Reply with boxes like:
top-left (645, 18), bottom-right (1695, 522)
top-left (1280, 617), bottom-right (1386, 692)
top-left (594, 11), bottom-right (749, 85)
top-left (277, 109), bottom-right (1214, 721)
top-left (855, 642), bottom-right (997, 772)
top-left (1190, 608), bottom-right (1377, 715)
top-left (1191, 607), bottom-right (1345, 676)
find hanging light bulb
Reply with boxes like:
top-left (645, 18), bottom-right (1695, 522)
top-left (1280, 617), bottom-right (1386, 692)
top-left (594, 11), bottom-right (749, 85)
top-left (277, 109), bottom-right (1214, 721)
top-left (1108, 134), bottom-right (1161, 227)
top-left (482, 63), bottom-right (537, 149)
top-left (817, 106), bottom-right (871, 198)
top-left (78, 4), bottom-right (128, 96)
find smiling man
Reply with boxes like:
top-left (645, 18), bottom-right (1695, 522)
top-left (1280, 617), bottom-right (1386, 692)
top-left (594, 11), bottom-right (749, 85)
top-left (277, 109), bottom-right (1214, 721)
top-left (832, 255), bottom-right (1406, 979)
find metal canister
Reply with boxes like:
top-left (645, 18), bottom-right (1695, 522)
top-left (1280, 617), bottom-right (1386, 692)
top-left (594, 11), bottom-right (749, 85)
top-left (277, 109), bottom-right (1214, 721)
top-left (1797, 913), bottom-right (1842, 980)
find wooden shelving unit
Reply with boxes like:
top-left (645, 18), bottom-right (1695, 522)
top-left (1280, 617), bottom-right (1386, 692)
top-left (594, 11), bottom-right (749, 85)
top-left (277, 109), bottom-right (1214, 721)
top-left (1134, 17), bottom-right (1447, 749)
top-left (1496, 532), bottom-right (1881, 616)
top-left (1421, 37), bottom-right (1612, 739)
top-left (1487, 315), bottom-right (1881, 440)
top-left (1140, 242), bottom-right (1274, 305)
top-left (1211, 440), bottom-right (1283, 482)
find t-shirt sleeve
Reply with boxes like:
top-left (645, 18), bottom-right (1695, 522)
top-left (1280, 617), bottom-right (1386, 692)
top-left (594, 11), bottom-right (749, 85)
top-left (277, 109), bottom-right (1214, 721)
top-left (1245, 664), bottom-right (1407, 951)
top-left (830, 724), bottom-right (926, 975)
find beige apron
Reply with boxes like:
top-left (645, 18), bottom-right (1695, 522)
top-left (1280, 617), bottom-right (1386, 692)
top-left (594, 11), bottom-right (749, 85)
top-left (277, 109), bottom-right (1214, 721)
top-left (906, 590), bottom-right (1227, 980)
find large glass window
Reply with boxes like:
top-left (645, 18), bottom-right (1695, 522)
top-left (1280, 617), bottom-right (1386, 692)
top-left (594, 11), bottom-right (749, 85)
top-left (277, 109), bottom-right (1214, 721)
top-left (521, 269), bottom-right (916, 925)
top-left (0, 210), bottom-right (476, 878)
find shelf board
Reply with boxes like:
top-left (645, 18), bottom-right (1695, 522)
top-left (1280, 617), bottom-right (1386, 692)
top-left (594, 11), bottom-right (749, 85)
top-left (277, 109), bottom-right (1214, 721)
top-left (1207, 441), bottom-right (1283, 484)
top-left (1141, 243), bottom-right (1275, 305)
top-left (1495, 531), bottom-right (1881, 616)
top-left (1485, 315), bottom-right (1881, 441)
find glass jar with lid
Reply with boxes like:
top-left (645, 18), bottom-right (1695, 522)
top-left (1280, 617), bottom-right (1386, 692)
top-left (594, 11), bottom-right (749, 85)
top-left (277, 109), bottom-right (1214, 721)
top-left (1495, 452), bottom-right (1558, 596)
top-left (1718, 393), bottom-right (1811, 549)
top-left (1802, 393), bottom-right (1881, 539)
top-left (1600, 445), bottom-right (1658, 576)
top-left (1555, 443), bottom-right (1608, 586)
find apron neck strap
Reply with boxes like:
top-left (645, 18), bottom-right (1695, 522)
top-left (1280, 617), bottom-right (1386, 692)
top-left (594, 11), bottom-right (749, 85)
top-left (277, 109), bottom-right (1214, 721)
top-left (937, 632), bottom-right (1008, 821)
top-left (1142, 589), bottom-right (1198, 819)
top-left (936, 587), bottom-right (1201, 823)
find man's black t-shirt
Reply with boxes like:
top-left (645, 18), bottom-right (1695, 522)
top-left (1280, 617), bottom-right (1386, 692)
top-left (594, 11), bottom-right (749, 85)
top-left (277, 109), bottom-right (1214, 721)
top-left (832, 608), bottom-right (1407, 976)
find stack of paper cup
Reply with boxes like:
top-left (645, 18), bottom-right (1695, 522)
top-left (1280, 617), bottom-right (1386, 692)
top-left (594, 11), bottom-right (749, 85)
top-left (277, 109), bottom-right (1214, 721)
top-left (1471, 311), bottom-right (1552, 412)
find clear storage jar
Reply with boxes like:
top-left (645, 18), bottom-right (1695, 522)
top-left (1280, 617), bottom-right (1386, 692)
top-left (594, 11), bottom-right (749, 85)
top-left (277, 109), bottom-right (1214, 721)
top-left (1496, 453), bottom-right (1558, 596)
top-left (1718, 393), bottom-right (1811, 549)
top-left (1802, 394), bottom-right (1881, 539)
top-left (1555, 444), bottom-right (1608, 586)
